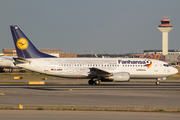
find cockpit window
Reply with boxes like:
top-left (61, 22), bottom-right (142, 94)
top-left (163, 64), bottom-right (171, 67)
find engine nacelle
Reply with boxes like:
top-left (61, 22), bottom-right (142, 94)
top-left (104, 72), bottom-right (130, 82)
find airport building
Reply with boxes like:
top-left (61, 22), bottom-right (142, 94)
top-left (132, 53), bottom-right (180, 65)
top-left (132, 54), bottom-right (166, 61)
top-left (143, 50), bottom-right (180, 55)
top-left (2, 49), bottom-right (77, 57)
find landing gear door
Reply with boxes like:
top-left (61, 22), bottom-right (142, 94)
top-left (154, 62), bottom-right (158, 72)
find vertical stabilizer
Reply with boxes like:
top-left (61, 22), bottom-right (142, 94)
top-left (10, 25), bottom-right (56, 58)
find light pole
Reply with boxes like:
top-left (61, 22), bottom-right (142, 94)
top-left (114, 51), bottom-right (115, 57)
top-left (117, 50), bottom-right (119, 57)
top-left (92, 48), bottom-right (93, 58)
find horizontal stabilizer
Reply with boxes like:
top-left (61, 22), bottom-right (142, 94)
top-left (13, 58), bottom-right (31, 64)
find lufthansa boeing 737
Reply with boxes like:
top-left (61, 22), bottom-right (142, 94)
top-left (10, 25), bottom-right (178, 85)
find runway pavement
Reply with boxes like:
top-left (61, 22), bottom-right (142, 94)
top-left (0, 79), bottom-right (180, 108)
top-left (0, 110), bottom-right (180, 120)
top-left (0, 78), bottom-right (180, 119)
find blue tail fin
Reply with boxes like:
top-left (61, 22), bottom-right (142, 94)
top-left (10, 25), bottom-right (56, 58)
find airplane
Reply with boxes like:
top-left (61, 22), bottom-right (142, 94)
top-left (10, 25), bottom-right (178, 85)
top-left (0, 56), bottom-right (19, 72)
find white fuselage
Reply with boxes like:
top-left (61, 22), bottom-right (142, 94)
top-left (16, 58), bottom-right (178, 79)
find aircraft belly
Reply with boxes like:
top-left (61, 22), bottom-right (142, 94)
top-left (47, 73), bottom-right (88, 79)
top-left (130, 74), bottom-right (168, 79)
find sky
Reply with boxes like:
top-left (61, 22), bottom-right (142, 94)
top-left (0, 0), bottom-right (180, 54)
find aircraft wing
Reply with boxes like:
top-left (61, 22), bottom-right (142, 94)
top-left (89, 68), bottom-right (112, 77)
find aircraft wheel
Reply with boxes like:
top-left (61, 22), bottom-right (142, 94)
top-left (95, 80), bottom-right (100, 85)
top-left (156, 81), bottom-right (160, 85)
top-left (88, 80), bottom-right (94, 85)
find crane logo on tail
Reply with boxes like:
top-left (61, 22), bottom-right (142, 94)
top-left (16, 38), bottom-right (29, 50)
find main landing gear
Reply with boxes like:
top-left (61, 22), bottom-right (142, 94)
top-left (88, 78), bottom-right (101, 85)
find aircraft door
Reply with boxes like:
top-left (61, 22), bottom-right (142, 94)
top-left (44, 61), bottom-right (49, 72)
top-left (154, 62), bottom-right (158, 72)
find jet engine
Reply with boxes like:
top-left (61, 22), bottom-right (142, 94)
top-left (104, 72), bottom-right (130, 82)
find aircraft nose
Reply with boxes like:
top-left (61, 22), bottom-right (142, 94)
top-left (172, 67), bottom-right (178, 74)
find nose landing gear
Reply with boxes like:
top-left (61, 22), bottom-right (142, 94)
top-left (155, 81), bottom-right (160, 85)
top-left (155, 78), bottom-right (161, 85)
top-left (155, 78), bottom-right (166, 85)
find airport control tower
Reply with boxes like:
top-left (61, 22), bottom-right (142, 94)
top-left (157, 17), bottom-right (173, 55)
